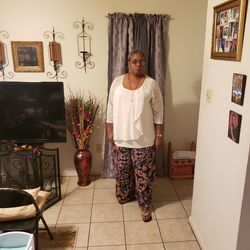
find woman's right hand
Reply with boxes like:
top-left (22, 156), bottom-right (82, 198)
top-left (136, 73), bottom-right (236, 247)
top-left (106, 123), bottom-right (114, 145)
top-left (107, 131), bottom-right (114, 142)
top-left (108, 132), bottom-right (115, 147)
top-left (107, 123), bottom-right (114, 143)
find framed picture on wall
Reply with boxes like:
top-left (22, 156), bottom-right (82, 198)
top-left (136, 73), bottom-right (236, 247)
top-left (231, 73), bottom-right (246, 105)
top-left (211, 0), bottom-right (247, 61)
top-left (11, 41), bottom-right (44, 72)
top-left (228, 110), bottom-right (242, 143)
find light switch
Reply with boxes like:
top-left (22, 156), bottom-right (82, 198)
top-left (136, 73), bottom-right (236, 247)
top-left (206, 88), bottom-right (213, 103)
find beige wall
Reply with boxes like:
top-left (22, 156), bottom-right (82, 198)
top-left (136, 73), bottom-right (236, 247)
top-left (0, 0), bottom-right (207, 175)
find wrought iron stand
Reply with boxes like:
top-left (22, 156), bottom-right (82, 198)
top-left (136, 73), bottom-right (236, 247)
top-left (0, 141), bottom-right (61, 208)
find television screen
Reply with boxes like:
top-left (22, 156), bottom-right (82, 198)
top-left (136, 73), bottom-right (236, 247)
top-left (0, 81), bottom-right (66, 144)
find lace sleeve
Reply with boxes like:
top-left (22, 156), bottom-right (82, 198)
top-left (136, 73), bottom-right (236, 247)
top-left (151, 81), bottom-right (163, 124)
top-left (106, 77), bottom-right (120, 123)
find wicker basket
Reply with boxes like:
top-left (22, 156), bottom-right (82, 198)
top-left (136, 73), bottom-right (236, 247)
top-left (168, 142), bottom-right (196, 179)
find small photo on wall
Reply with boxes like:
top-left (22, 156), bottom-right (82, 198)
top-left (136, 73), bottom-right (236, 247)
top-left (231, 73), bottom-right (246, 105)
top-left (228, 110), bottom-right (242, 143)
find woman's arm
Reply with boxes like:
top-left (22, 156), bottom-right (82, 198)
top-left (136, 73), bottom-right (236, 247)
top-left (106, 78), bottom-right (119, 145)
top-left (151, 81), bottom-right (164, 150)
top-left (154, 123), bottom-right (163, 150)
top-left (106, 122), bottom-right (114, 143)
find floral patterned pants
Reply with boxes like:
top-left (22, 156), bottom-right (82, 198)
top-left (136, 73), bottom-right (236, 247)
top-left (112, 145), bottom-right (157, 212)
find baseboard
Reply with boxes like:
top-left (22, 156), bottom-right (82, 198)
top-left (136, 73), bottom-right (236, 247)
top-left (189, 215), bottom-right (206, 250)
top-left (61, 170), bottom-right (77, 176)
top-left (61, 170), bottom-right (102, 177)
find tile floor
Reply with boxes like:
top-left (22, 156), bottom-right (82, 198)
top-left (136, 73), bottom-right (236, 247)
top-left (42, 176), bottom-right (200, 250)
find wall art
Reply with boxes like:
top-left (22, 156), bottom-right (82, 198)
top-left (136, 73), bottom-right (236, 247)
top-left (228, 110), bottom-right (242, 143)
top-left (11, 41), bottom-right (44, 72)
top-left (231, 73), bottom-right (246, 105)
top-left (211, 0), bottom-right (247, 61)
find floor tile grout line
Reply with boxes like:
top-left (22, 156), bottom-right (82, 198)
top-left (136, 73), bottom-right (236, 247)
top-left (152, 203), bottom-right (167, 249)
top-left (179, 199), bottom-right (190, 218)
top-left (61, 176), bottom-right (71, 190)
top-left (171, 181), bottom-right (191, 218)
top-left (86, 177), bottom-right (96, 249)
top-left (121, 204), bottom-right (128, 250)
top-left (154, 179), bottom-right (192, 249)
top-left (54, 179), bottom-right (69, 227)
top-left (169, 179), bottom-right (201, 249)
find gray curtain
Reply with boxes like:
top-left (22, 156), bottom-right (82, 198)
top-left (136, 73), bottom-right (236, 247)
top-left (102, 13), bottom-right (168, 178)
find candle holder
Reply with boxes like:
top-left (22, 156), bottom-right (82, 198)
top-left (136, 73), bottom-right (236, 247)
top-left (74, 18), bottom-right (95, 73)
top-left (0, 31), bottom-right (14, 80)
top-left (43, 28), bottom-right (67, 81)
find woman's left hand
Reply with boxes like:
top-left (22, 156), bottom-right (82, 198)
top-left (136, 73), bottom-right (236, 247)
top-left (155, 137), bottom-right (162, 151)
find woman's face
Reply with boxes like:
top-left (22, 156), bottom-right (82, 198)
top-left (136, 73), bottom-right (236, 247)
top-left (231, 114), bottom-right (238, 128)
top-left (128, 52), bottom-right (145, 77)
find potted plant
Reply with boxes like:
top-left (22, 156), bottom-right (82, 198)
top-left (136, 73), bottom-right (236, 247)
top-left (65, 89), bottom-right (100, 186)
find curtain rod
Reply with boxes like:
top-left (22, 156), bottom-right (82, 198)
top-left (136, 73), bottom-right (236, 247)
top-left (105, 13), bottom-right (169, 17)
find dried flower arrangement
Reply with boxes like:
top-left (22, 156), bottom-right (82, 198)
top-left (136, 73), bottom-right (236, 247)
top-left (65, 89), bottom-right (100, 150)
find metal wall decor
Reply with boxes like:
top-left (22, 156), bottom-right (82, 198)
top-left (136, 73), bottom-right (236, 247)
top-left (43, 27), bottom-right (67, 81)
top-left (0, 31), bottom-right (14, 80)
top-left (74, 18), bottom-right (95, 73)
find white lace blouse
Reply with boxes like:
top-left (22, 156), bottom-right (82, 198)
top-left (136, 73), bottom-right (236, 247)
top-left (106, 74), bottom-right (163, 148)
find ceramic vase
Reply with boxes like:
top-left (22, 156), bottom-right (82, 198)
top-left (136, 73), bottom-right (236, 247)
top-left (74, 148), bottom-right (91, 186)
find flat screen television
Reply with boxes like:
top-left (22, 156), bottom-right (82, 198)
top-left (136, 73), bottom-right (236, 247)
top-left (0, 81), bottom-right (67, 144)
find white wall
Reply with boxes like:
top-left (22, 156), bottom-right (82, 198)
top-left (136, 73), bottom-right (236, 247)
top-left (236, 146), bottom-right (250, 249)
top-left (190, 0), bottom-right (250, 249)
top-left (0, 0), bottom-right (207, 175)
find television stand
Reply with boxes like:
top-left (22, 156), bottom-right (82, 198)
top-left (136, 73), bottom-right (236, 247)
top-left (0, 141), bottom-right (61, 208)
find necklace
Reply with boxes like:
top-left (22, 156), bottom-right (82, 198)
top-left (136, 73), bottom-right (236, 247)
top-left (128, 74), bottom-right (143, 102)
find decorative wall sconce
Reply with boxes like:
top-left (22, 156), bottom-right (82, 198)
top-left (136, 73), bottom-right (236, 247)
top-left (0, 31), bottom-right (14, 80)
top-left (43, 28), bottom-right (67, 81)
top-left (74, 18), bottom-right (95, 73)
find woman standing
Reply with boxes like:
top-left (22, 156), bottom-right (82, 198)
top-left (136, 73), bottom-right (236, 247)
top-left (106, 50), bottom-right (163, 222)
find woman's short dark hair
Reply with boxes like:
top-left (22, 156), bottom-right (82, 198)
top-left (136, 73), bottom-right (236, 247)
top-left (128, 50), bottom-right (145, 62)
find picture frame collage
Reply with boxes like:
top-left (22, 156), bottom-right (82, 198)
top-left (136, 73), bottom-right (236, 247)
top-left (211, 0), bottom-right (247, 61)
